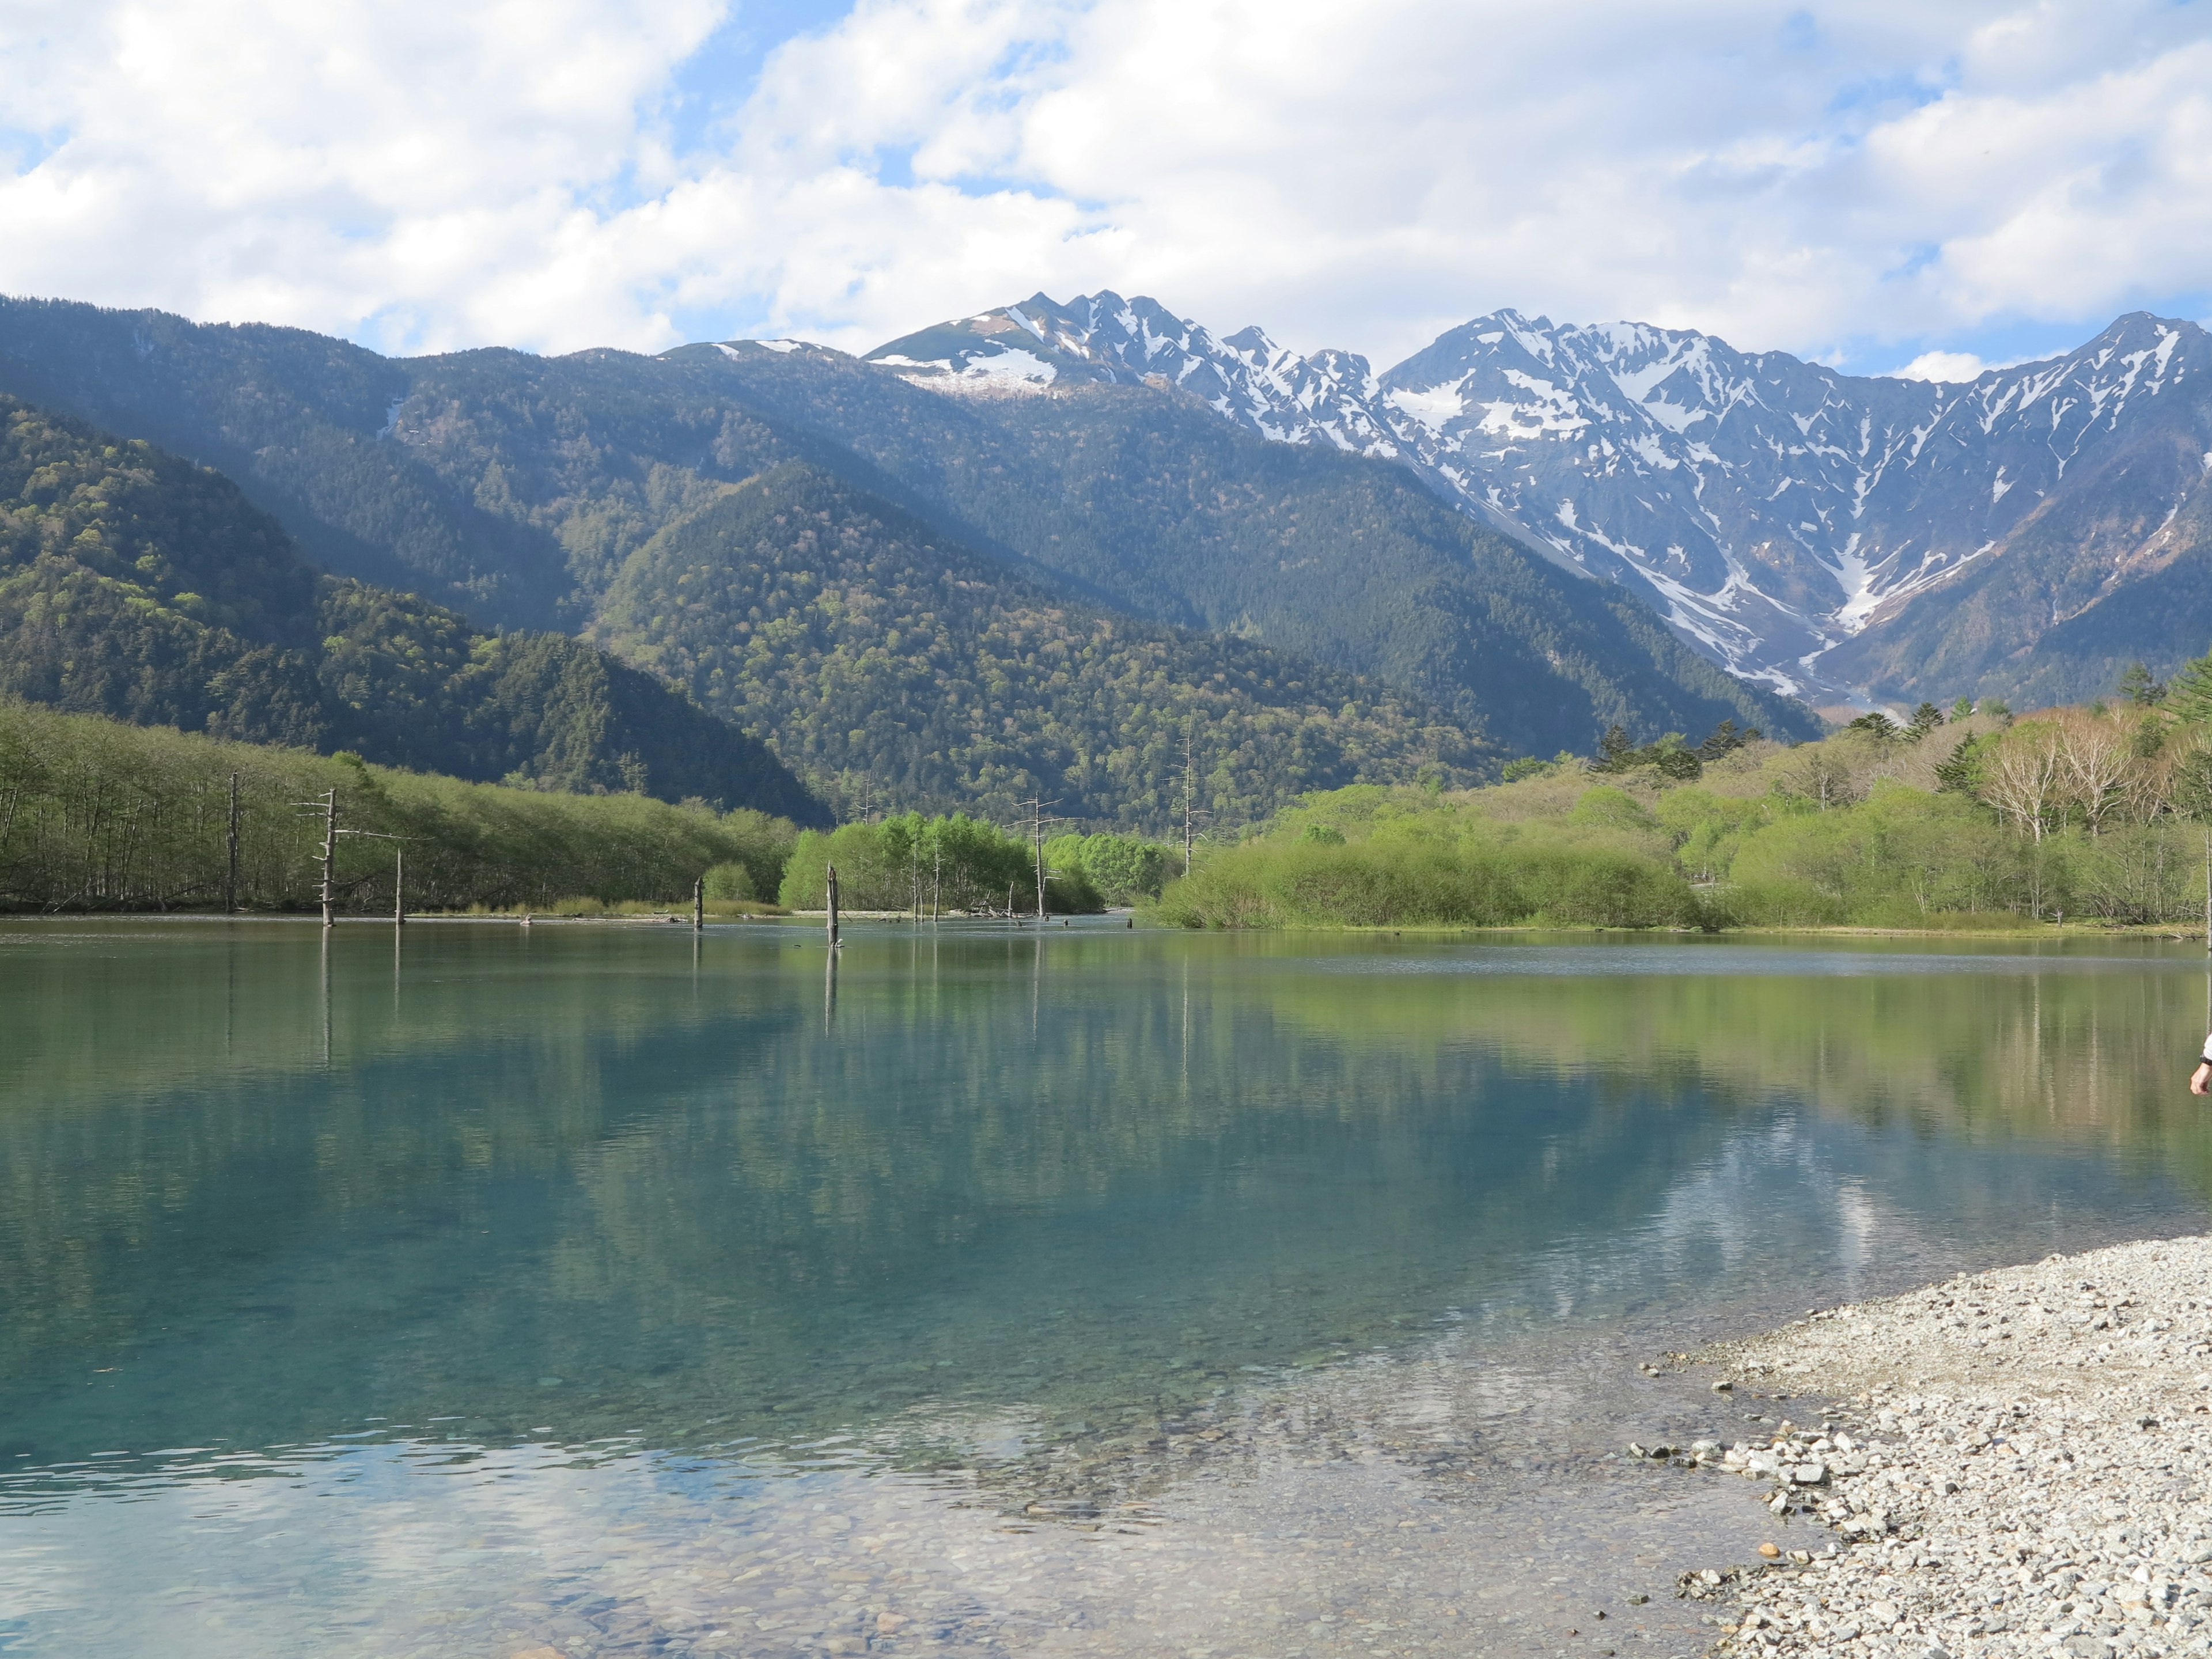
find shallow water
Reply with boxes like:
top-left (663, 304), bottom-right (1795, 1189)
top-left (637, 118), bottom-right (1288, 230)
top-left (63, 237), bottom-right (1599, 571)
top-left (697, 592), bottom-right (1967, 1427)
top-left (3, 921), bottom-right (2209, 1656)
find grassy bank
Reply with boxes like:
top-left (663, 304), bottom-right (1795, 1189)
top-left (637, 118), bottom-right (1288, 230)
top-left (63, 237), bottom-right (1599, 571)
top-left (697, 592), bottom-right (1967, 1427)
top-left (1150, 684), bottom-right (2212, 929)
top-left (0, 698), bottom-right (800, 914)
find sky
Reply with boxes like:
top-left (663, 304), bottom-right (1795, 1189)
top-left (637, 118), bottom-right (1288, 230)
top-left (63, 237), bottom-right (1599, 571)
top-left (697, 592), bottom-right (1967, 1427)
top-left (2, 0), bottom-right (2209, 379)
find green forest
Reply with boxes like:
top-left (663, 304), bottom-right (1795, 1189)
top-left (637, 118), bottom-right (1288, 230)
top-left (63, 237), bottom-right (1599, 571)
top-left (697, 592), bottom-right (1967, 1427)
top-left (684, 343), bottom-right (1815, 752)
top-left (0, 384), bottom-right (1492, 832)
top-left (0, 696), bottom-right (1181, 916)
top-left (770, 817), bottom-right (1172, 914)
top-left (0, 395), bottom-right (821, 819)
top-left (1150, 671), bottom-right (2212, 930)
top-left (0, 699), bottom-right (800, 914)
top-left (594, 461), bottom-right (1488, 824)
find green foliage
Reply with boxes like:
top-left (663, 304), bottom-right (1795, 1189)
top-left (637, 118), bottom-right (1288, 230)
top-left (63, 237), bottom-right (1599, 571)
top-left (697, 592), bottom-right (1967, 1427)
top-left (2166, 645), bottom-right (2212, 726)
top-left (1567, 786), bottom-right (1655, 831)
top-left (1592, 719), bottom-right (1745, 780)
top-left (1149, 836), bottom-right (1699, 929)
top-left (777, 813), bottom-right (1058, 913)
top-left (700, 861), bottom-right (755, 902)
top-left (1044, 831), bottom-right (1176, 905)
top-left (1695, 719), bottom-right (1761, 761)
top-left (0, 698), bottom-right (802, 912)
top-left (1147, 698), bottom-right (2212, 930)
top-left (596, 463), bottom-right (1490, 827)
top-left (1934, 732), bottom-right (1993, 794)
top-left (1722, 783), bottom-right (2024, 925)
top-left (2117, 662), bottom-right (2168, 707)
top-left (1592, 725), bottom-right (1635, 770)
top-left (0, 395), bottom-right (824, 820)
top-left (1653, 787), bottom-right (1770, 882)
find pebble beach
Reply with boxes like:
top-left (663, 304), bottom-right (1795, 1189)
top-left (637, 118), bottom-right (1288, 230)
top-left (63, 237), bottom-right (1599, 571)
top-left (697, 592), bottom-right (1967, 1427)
top-left (1672, 1235), bottom-right (2212, 1659)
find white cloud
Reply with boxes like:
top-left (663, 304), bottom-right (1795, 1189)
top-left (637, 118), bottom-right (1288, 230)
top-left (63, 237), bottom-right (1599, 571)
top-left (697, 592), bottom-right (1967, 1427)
top-left (1889, 351), bottom-right (1992, 382)
top-left (2, 0), bottom-right (2210, 368)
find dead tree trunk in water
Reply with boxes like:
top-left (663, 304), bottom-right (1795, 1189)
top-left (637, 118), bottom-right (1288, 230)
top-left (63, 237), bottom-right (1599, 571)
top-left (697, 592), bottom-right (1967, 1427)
top-left (225, 771), bottom-right (240, 914)
top-left (826, 862), bottom-right (841, 948)
top-left (1033, 802), bottom-right (1047, 923)
top-left (318, 789), bottom-right (338, 929)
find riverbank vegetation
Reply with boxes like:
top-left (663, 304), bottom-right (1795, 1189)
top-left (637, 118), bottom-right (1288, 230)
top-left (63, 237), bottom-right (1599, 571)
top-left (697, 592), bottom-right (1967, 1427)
top-left (0, 695), bottom-right (1183, 917)
top-left (1151, 669), bottom-right (2212, 930)
top-left (0, 698), bottom-right (798, 914)
top-left (775, 816), bottom-right (1175, 914)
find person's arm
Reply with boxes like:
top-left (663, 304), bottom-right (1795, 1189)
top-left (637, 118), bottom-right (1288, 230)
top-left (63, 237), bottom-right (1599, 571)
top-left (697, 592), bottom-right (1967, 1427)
top-left (2194, 1036), bottom-right (2212, 1096)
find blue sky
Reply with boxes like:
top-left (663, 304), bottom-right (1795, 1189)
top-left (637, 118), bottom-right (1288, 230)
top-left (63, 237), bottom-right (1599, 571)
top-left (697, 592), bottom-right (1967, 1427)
top-left (3, 0), bottom-right (2209, 377)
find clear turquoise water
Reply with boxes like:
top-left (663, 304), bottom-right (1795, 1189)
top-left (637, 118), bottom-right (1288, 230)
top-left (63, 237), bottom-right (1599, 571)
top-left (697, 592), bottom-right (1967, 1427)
top-left (2, 920), bottom-right (2209, 1657)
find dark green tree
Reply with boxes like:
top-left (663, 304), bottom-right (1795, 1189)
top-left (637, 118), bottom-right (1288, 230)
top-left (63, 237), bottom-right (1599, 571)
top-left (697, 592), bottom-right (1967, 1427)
top-left (2120, 660), bottom-right (2171, 709)
top-left (1695, 718), bottom-right (1762, 761)
top-left (1846, 711), bottom-right (1903, 741)
top-left (1934, 733), bottom-right (1991, 796)
top-left (1592, 725), bottom-right (1638, 772)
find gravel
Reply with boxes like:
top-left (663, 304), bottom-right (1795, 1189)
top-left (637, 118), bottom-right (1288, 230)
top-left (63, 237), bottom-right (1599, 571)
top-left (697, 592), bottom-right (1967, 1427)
top-left (1676, 1234), bottom-right (2212, 1659)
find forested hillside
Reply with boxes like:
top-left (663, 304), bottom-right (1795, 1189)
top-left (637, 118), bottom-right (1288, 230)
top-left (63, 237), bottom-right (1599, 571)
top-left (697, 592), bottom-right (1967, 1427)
top-left (675, 343), bottom-right (1817, 752)
top-left (0, 699), bottom-right (800, 913)
top-left (595, 462), bottom-right (1488, 823)
top-left (0, 396), bottom-right (823, 819)
top-left (0, 298), bottom-right (1817, 770)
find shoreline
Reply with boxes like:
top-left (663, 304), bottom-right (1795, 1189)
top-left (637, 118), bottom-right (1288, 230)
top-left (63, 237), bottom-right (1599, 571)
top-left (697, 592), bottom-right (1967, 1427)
top-left (3, 912), bottom-right (2200, 940)
top-left (1670, 1234), bottom-right (2212, 1658)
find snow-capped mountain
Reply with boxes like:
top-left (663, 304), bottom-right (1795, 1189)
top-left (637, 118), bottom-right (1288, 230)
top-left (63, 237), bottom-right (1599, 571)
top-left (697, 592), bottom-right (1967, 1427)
top-left (1373, 310), bottom-right (2210, 699)
top-left (868, 298), bottom-right (2212, 704)
top-left (868, 291), bottom-right (1399, 455)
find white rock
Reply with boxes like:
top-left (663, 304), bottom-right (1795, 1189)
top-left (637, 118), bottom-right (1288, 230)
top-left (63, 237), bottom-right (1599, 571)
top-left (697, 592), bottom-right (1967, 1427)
top-left (1694, 1233), bottom-right (2212, 1659)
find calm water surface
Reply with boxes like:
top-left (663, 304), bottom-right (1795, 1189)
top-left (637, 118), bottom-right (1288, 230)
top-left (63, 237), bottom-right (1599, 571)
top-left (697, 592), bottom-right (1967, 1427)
top-left (3, 921), bottom-right (2210, 1658)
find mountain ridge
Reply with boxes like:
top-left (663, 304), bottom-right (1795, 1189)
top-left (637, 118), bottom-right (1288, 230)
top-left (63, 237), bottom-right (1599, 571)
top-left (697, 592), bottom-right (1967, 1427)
top-left (0, 295), bottom-right (1813, 778)
top-left (868, 296), bottom-right (2212, 708)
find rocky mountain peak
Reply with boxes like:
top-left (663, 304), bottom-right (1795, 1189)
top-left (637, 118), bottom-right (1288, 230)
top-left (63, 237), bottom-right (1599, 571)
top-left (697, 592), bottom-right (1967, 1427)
top-left (868, 295), bottom-right (2212, 704)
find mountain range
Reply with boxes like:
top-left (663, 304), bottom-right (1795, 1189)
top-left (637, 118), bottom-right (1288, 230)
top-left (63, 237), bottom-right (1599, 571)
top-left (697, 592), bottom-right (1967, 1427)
top-left (871, 294), bottom-right (2212, 709)
top-left (6, 278), bottom-right (2198, 828)
top-left (0, 295), bottom-right (1809, 827)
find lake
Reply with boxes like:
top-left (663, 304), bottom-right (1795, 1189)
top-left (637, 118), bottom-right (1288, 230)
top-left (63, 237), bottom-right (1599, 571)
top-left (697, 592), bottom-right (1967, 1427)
top-left (2, 919), bottom-right (2208, 1657)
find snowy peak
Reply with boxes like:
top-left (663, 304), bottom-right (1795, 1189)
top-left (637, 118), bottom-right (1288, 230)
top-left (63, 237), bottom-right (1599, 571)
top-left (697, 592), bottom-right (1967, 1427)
top-left (1366, 307), bottom-right (2212, 695)
top-left (867, 293), bottom-right (1400, 456)
top-left (865, 294), bottom-right (2212, 702)
top-left (1948, 310), bottom-right (2200, 442)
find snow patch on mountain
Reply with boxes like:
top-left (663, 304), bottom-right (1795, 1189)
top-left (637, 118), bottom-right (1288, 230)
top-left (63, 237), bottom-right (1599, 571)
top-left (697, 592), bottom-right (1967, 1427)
top-left (876, 342), bottom-right (1059, 393)
top-left (866, 296), bottom-right (2212, 700)
top-left (1386, 384), bottom-right (1464, 433)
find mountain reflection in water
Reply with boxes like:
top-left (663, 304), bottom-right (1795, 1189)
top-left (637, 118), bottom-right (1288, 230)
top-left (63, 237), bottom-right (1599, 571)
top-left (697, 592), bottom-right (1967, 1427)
top-left (1, 922), bottom-right (2206, 1657)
